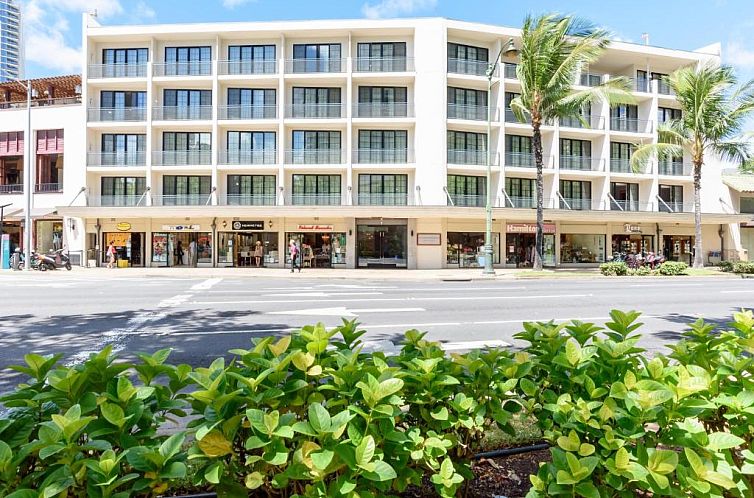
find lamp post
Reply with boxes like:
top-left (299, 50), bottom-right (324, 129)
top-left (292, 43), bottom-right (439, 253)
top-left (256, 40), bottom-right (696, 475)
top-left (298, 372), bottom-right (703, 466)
top-left (483, 38), bottom-right (517, 275)
top-left (1, 202), bottom-right (11, 268)
top-left (9, 78), bottom-right (33, 269)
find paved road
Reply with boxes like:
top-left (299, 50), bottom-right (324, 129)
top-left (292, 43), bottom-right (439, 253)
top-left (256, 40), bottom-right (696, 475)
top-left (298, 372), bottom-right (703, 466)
top-left (1, 272), bottom-right (752, 393)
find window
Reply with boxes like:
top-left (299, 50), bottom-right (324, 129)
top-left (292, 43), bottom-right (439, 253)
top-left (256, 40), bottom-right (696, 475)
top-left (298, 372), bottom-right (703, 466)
top-left (610, 142), bottom-right (634, 172)
top-left (652, 72), bottom-right (672, 94)
top-left (503, 92), bottom-right (522, 122)
top-left (505, 177), bottom-right (535, 208)
top-left (560, 139), bottom-right (592, 170)
top-left (356, 42), bottom-right (407, 71)
top-left (357, 130), bottom-right (408, 163)
top-left (560, 234), bottom-right (606, 263)
top-left (506, 135), bottom-right (533, 167)
top-left (100, 177), bottom-right (146, 206)
top-left (103, 48), bottom-right (148, 65)
top-left (358, 174), bottom-right (408, 205)
top-left (447, 42), bottom-right (488, 75)
top-left (292, 43), bottom-right (342, 72)
top-left (636, 70), bottom-right (649, 92)
top-left (448, 87), bottom-right (487, 120)
top-left (610, 182), bottom-right (639, 211)
top-left (610, 104), bottom-right (640, 132)
top-left (291, 174), bottom-right (341, 205)
top-left (291, 131), bottom-right (341, 164)
top-left (227, 88), bottom-right (276, 118)
top-left (447, 130), bottom-right (486, 165)
top-left (560, 180), bottom-right (592, 209)
top-left (658, 107), bottom-right (682, 124)
top-left (164, 46), bottom-right (211, 75)
top-left (227, 175), bottom-right (276, 205)
top-left (226, 131), bottom-right (276, 164)
top-left (101, 134), bottom-right (145, 165)
top-left (161, 132), bottom-right (211, 165)
top-left (447, 174), bottom-right (485, 207)
top-left (741, 197), bottom-right (754, 214)
top-left (162, 89), bottom-right (211, 119)
top-left (228, 44), bottom-right (275, 74)
top-left (291, 87), bottom-right (341, 118)
top-left (162, 175), bottom-right (211, 205)
top-left (357, 86), bottom-right (408, 117)
top-left (101, 91), bottom-right (146, 109)
top-left (659, 184), bottom-right (684, 212)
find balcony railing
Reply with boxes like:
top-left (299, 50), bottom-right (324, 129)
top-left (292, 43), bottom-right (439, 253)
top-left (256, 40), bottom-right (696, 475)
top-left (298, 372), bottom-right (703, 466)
top-left (224, 194), bottom-right (277, 206)
top-left (290, 194), bottom-right (342, 206)
top-left (505, 196), bottom-right (537, 208)
top-left (353, 149), bottom-right (412, 164)
top-left (285, 58), bottom-right (345, 74)
top-left (88, 152), bottom-right (147, 167)
top-left (447, 194), bottom-right (486, 207)
top-left (560, 197), bottom-right (593, 210)
top-left (609, 158), bottom-right (650, 174)
top-left (0, 184), bottom-right (23, 194)
top-left (284, 149), bottom-right (344, 164)
top-left (152, 150), bottom-right (212, 166)
top-left (609, 199), bottom-right (643, 212)
top-left (353, 102), bottom-right (411, 118)
top-left (447, 149), bottom-right (487, 166)
top-left (88, 63), bottom-right (147, 79)
top-left (504, 109), bottom-right (531, 124)
top-left (354, 57), bottom-right (414, 72)
top-left (219, 149), bottom-right (277, 165)
top-left (659, 160), bottom-right (691, 176)
top-left (153, 194), bottom-right (212, 206)
top-left (356, 193), bottom-right (409, 206)
top-left (447, 58), bottom-right (489, 76)
top-left (447, 103), bottom-right (489, 121)
top-left (657, 80), bottom-right (674, 96)
top-left (658, 201), bottom-right (693, 213)
top-left (153, 61), bottom-right (212, 77)
top-left (218, 59), bottom-right (277, 75)
top-left (634, 79), bottom-right (650, 93)
top-left (218, 105), bottom-right (277, 120)
top-left (286, 103), bottom-right (344, 119)
top-left (152, 106), bottom-right (212, 120)
top-left (0, 96), bottom-right (82, 110)
top-left (610, 117), bottom-right (652, 133)
top-left (35, 183), bottom-right (62, 193)
top-left (505, 152), bottom-right (536, 168)
top-left (559, 115), bottom-right (605, 130)
top-left (87, 107), bottom-right (146, 122)
top-left (578, 73), bottom-right (602, 87)
top-left (91, 195), bottom-right (146, 207)
top-left (503, 63), bottom-right (518, 79)
top-left (559, 156), bottom-right (603, 171)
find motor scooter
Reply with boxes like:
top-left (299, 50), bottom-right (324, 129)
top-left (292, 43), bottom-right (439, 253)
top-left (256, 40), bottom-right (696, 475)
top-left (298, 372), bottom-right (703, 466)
top-left (37, 249), bottom-right (72, 271)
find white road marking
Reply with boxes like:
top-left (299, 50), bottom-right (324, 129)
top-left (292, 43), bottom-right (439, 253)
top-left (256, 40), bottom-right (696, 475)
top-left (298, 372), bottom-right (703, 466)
top-left (189, 294), bottom-right (592, 306)
top-left (262, 292), bottom-right (384, 297)
top-left (158, 294), bottom-right (193, 308)
top-left (190, 278), bottom-right (223, 291)
top-left (441, 340), bottom-right (510, 351)
top-left (267, 306), bottom-right (425, 317)
top-left (208, 286), bottom-right (526, 294)
top-left (630, 283), bottom-right (704, 288)
top-left (721, 290), bottom-right (754, 294)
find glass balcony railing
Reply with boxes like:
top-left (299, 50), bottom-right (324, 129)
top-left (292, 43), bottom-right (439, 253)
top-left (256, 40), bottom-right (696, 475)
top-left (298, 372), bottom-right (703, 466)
top-left (504, 109), bottom-right (531, 124)
top-left (504, 152), bottom-right (537, 168)
top-left (153, 61), bottom-right (212, 77)
top-left (609, 158), bottom-right (650, 174)
top-left (560, 197), bottom-right (593, 210)
top-left (88, 152), bottom-right (147, 167)
top-left (657, 80), bottom-right (674, 96)
top-left (92, 195), bottom-right (146, 207)
top-left (352, 149), bottom-right (412, 164)
top-left (287, 103), bottom-right (343, 119)
top-left (218, 59), bottom-right (277, 75)
top-left (505, 196), bottom-right (537, 208)
top-left (87, 107), bottom-right (146, 122)
top-left (559, 156), bottom-right (602, 171)
top-left (285, 58), bottom-right (345, 74)
top-left (578, 73), bottom-right (602, 87)
top-left (290, 194), bottom-right (342, 206)
top-left (658, 160), bottom-right (691, 176)
top-left (88, 63), bottom-right (147, 78)
top-left (609, 117), bottom-right (653, 133)
top-left (153, 194), bottom-right (211, 206)
top-left (609, 199), bottom-right (642, 212)
top-left (658, 201), bottom-right (693, 213)
top-left (447, 58), bottom-right (489, 76)
top-left (284, 149), bottom-right (344, 164)
top-left (353, 102), bottom-right (410, 118)
top-left (152, 150), bottom-right (212, 166)
top-left (219, 149), bottom-right (277, 165)
top-left (559, 115), bottom-right (604, 130)
top-left (218, 105), bottom-right (277, 120)
top-left (447, 103), bottom-right (488, 121)
top-left (152, 106), bottom-right (212, 120)
top-left (447, 149), bottom-right (488, 166)
top-left (503, 63), bottom-right (518, 79)
top-left (356, 193), bottom-right (409, 206)
top-left (224, 194), bottom-right (277, 206)
top-left (35, 183), bottom-right (62, 193)
top-left (447, 194), bottom-right (486, 207)
top-left (354, 57), bottom-right (413, 72)
top-left (0, 184), bottom-right (23, 194)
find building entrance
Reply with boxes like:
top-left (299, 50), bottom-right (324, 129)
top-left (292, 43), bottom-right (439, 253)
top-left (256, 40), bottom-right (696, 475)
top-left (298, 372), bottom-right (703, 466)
top-left (356, 222), bottom-right (407, 268)
top-left (286, 232), bottom-right (346, 268)
top-left (663, 235), bottom-right (693, 265)
top-left (103, 232), bottom-right (144, 267)
top-left (151, 232), bottom-right (212, 267)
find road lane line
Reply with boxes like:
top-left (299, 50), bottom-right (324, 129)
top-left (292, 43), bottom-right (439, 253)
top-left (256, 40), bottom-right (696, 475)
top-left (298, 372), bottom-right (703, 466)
top-left (721, 290), bottom-right (754, 293)
top-left (187, 293), bottom-right (592, 305)
top-left (207, 286), bottom-right (527, 294)
top-left (267, 307), bottom-right (425, 317)
top-left (261, 292), bottom-right (384, 297)
top-left (190, 277), bottom-right (223, 291)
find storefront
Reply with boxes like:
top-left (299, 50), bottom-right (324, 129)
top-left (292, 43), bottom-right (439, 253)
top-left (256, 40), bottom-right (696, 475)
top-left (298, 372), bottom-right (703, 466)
top-left (151, 225), bottom-right (212, 267)
top-left (217, 220), bottom-right (279, 267)
top-left (560, 233), bottom-right (606, 264)
top-left (612, 225), bottom-right (654, 257)
top-left (505, 223), bottom-right (556, 267)
top-left (286, 224), bottom-right (347, 268)
top-left (663, 235), bottom-right (693, 264)
top-left (356, 220), bottom-right (407, 268)
top-left (35, 220), bottom-right (64, 254)
top-left (447, 232), bottom-right (500, 268)
top-left (103, 227), bottom-right (144, 267)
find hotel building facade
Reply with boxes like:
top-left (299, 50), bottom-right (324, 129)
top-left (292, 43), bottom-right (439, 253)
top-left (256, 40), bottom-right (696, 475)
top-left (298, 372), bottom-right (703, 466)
top-left (3, 15), bottom-right (754, 269)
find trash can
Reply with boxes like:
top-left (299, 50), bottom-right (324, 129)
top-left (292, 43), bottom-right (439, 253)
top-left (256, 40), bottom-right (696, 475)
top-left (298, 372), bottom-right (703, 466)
top-left (117, 259), bottom-right (129, 268)
top-left (708, 251), bottom-right (721, 265)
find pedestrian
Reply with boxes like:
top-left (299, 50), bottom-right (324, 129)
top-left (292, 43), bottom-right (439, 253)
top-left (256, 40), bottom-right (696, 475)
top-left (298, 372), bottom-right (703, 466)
top-left (175, 240), bottom-right (184, 266)
top-left (253, 240), bottom-right (263, 268)
top-left (289, 239), bottom-right (300, 273)
top-left (106, 241), bottom-right (116, 269)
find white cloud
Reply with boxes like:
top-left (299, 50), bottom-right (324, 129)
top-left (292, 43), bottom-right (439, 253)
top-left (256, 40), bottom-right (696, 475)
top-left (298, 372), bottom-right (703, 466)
top-left (135, 1), bottom-right (156, 19)
top-left (725, 40), bottom-right (754, 69)
top-left (361, 0), bottom-right (437, 19)
top-left (222, 0), bottom-right (255, 8)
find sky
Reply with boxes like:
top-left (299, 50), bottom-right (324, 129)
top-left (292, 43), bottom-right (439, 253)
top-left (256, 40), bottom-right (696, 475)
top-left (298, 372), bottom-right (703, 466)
top-left (20, 0), bottom-right (754, 84)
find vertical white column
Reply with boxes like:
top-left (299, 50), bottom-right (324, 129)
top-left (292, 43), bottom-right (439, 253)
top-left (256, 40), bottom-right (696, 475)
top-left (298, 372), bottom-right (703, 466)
top-left (211, 35), bottom-right (220, 206)
top-left (346, 32), bottom-right (353, 206)
top-left (278, 34), bottom-right (286, 207)
top-left (145, 37), bottom-right (155, 206)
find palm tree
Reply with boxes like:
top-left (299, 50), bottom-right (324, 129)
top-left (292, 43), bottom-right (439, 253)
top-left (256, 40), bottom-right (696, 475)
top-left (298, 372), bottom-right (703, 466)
top-left (631, 64), bottom-right (754, 268)
top-left (509, 14), bottom-right (633, 270)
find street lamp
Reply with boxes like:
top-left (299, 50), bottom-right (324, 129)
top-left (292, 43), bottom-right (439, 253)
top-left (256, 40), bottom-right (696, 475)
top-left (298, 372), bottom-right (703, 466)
top-left (0, 202), bottom-right (11, 268)
top-left (483, 38), bottom-right (518, 275)
top-left (8, 78), bottom-right (33, 270)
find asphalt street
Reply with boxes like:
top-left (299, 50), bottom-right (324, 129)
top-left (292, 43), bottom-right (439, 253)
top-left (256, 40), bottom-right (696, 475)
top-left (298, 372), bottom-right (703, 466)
top-left (1, 271), bottom-right (752, 393)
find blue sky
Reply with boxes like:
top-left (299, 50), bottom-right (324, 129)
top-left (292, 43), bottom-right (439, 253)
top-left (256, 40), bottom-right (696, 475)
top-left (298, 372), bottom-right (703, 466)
top-left (22, 0), bottom-right (754, 83)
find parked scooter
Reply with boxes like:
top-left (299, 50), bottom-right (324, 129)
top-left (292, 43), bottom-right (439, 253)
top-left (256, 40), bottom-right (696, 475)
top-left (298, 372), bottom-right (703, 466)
top-left (37, 249), bottom-right (72, 271)
top-left (15, 250), bottom-right (44, 271)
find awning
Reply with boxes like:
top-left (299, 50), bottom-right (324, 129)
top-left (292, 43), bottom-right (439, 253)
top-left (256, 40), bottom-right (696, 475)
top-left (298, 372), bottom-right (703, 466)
top-left (2, 207), bottom-right (58, 219)
top-left (722, 174), bottom-right (754, 193)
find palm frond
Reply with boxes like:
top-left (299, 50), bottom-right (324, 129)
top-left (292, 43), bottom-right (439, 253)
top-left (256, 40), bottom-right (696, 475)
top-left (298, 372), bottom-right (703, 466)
top-left (630, 143), bottom-right (684, 171)
top-left (712, 139), bottom-right (752, 165)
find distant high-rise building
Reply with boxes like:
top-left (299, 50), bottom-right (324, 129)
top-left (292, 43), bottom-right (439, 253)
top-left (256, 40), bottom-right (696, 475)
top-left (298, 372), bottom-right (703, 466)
top-left (0, 0), bottom-right (21, 82)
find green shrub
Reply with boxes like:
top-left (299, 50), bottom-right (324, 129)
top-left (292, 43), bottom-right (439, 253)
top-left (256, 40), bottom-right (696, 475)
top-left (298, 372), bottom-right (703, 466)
top-left (719, 260), bottom-right (734, 272)
top-left (627, 265), bottom-right (654, 276)
top-left (600, 261), bottom-right (628, 276)
top-left (733, 261), bottom-right (754, 274)
top-left (657, 260), bottom-right (688, 275)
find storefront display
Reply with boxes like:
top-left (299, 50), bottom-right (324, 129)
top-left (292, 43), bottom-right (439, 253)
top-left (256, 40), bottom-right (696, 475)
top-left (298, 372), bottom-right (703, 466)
top-left (286, 231), bottom-right (346, 267)
top-left (560, 234), bottom-right (606, 264)
top-left (447, 232), bottom-right (500, 268)
top-left (663, 235), bottom-right (693, 265)
top-left (35, 220), bottom-right (64, 254)
top-left (218, 231), bottom-right (279, 267)
top-left (103, 232), bottom-right (144, 267)
top-left (505, 224), bottom-right (556, 267)
top-left (612, 234), bottom-right (653, 256)
top-left (357, 222), bottom-right (407, 268)
top-left (152, 230), bottom-right (212, 267)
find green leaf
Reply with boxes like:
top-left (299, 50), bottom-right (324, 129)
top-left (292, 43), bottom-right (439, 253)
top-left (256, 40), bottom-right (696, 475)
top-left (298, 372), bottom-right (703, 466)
top-left (615, 447), bottom-right (630, 470)
top-left (311, 449), bottom-right (334, 470)
top-left (362, 460), bottom-right (397, 481)
top-left (431, 407), bottom-right (449, 421)
top-left (556, 470), bottom-right (579, 485)
top-left (375, 378), bottom-right (404, 401)
top-left (245, 471), bottom-right (265, 489)
top-left (578, 443), bottom-right (595, 457)
top-left (575, 482), bottom-right (600, 498)
top-left (565, 339), bottom-right (582, 366)
top-left (100, 402), bottom-right (127, 428)
top-left (520, 378), bottom-right (537, 397)
top-left (706, 432), bottom-right (745, 452)
top-left (356, 435), bottom-right (375, 467)
top-left (0, 440), bottom-right (12, 466)
top-left (268, 335), bottom-right (291, 356)
top-left (198, 431), bottom-right (233, 457)
top-left (557, 430), bottom-right (581, 452)
top-left (647, 449), bottom-right (677, 475)
top-left (308, 403), bottom-right (331, 434)
top-left (160, 461), bottom-right (187, 479)
top-left (705, 471), bottom-right (737, 489)
top-left (159, 432), bottom-right (185, 460)
top-left (684, 448), bottom-right (706, 478)
top-left (205, 461), bottom-right (222, 484)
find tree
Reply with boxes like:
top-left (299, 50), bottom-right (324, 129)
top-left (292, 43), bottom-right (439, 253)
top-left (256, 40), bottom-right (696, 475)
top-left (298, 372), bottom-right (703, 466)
top-left (509, 14), bottom-right (632, 270)
top-left (631, 64), bottom-right (754, 268)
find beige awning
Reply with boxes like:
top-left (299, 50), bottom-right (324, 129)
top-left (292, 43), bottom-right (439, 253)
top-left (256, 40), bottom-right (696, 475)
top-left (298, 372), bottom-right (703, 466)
top-left (722, 174), bottom-right (754, 193)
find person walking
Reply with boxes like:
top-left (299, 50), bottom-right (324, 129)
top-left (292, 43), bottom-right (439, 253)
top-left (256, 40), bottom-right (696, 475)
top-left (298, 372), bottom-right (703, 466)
top-left (106, 241), bottom-right (116, 269)
top-left (289, 239), bottom-right (300, 273)
top-left (175, 240), bottom-right (184, 266)
top-left (253, 240), bottom-right (263, 268)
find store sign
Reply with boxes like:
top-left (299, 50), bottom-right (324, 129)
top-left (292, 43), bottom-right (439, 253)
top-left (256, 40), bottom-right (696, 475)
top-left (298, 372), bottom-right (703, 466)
top-left (232, 220), bottom-right (264, 231)
top-left (506, 223), bottom-right (556, 234)
top-left (116, 222), bottom-right (131, 232)
top-left (417, 233), bottom-right (441, 246)
top-left (161, 224), bottom-right (201, 231)
top-left (624, 223), bottom-right (642, 234)
top-left (297, 224), bottom-right (333, 231)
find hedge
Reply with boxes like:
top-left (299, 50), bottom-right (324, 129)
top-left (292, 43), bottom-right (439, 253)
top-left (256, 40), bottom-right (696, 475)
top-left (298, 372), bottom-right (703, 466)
top-left (600, 261), bottom-right (689, 276)
top-left (1, 311), bottom-right (754, 497)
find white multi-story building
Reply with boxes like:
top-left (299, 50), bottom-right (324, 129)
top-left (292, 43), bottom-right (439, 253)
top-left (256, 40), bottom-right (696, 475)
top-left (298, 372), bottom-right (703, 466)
top-left (13, 15), bottom-right (754, 269)
top-left (0, 0), bottom-right (22, 82)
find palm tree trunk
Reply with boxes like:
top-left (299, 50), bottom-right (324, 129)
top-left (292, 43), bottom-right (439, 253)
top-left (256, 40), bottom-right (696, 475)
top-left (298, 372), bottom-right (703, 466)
top-left (693, 161), bottom-right (704, 269)
top-left (532, 124), bottom-right (544, 271)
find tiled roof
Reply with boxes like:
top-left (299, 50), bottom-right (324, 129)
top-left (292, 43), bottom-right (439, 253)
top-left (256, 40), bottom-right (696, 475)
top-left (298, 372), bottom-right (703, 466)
top-left (0, 75), bottom-right (82, 104)
top-left (722, 173), bottom-right (754, 193)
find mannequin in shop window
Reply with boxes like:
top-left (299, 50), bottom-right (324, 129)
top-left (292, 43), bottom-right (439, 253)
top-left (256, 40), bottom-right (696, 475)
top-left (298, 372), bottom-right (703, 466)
top-left (254, 240), bottom-right (263, 268)
top-left (188, 239), bottom-right (197, 267)
top-left (175, 240), bottom-right (184, 266)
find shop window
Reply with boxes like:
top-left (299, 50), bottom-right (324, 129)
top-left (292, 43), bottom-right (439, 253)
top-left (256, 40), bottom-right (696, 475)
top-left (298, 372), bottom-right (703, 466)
top-left (560, 234), bottom-right (606, 264)
top-left (447, 232), bottom-right (500, 267)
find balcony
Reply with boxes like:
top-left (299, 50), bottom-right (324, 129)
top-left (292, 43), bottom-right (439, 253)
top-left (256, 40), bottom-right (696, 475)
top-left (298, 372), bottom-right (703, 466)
top-left (609, 199), bottom-right (643, 212)
top-left (218, 59), bottom-right (277, 75)
top-left (447, 103), bottom-right (488, 121)
top-left (218, 105), bottom-right (277, 120)
top-left (609, 158), bottom-right (650, 174)
top-left (0, 184), bottom-right (22, 194)
top-left (447, 58), bottom-right (488, 77)
top-left (657, 80), bottom-right (675, 96)
top-left (219, 149), bottom-right (277, 166)
top-left (88, 152), bottom-right (147, 167)
top-left (578, 73), bottom-right (602, 87)
top-left (504, 152), bottom-right (539, 168)
top-left (286, 103), bottom-right (344, 119)
top-left (559, 197), bottom-right (593, 210)
top-left (447, 194), bottom-right (486, 207)
top-left (224, 194), bottom-right (277, 206)
top-left (91, 195), bottom-right (147, 207)
top-left (284, 149), bottom-right (344, 165)
top-left (503, 63), bottom-right (518, 79)
top-left (634, 79), bottom-right (650, 93)
top-left (659, 160), bottom-right (691, 176)
top-left (658, 200), bottom-right (693, 213)
top-left (152, 106), bottom-right (212, 121)
top-left (0, 96), bottom-right (81, 110)
top-left (88, 63), bottom-right (147, 79)
top-left (353, 57), bottom-right (414, 73)
top-left (559, 156), bottom-right (603, 171)
top-left (609, 118), bottom-right (652, 133)
top-left (35, 183), bottom-right (62, 193)
top-left (152, 150), bottom-right (212, 166)
top-left (353, 149), bottom-right (413, 164)
top-left (290, 194), bottom-right (342, 206)
top-left (505, 196), bottom-right (537, 208)
top-left (447, 149), bottom-right (487, 166)
top-left (87, 107), bottom-right (146, 122)
top-left (559, 115), bottom-right (605, 130)
top-left (153, 194), bottom-right (212, 206)
top-left (353, 102), bottom-right (411, 118)
top-left (285, 58), bottom-right (345, 74)
top-left (356, 193), bottom-right (409, 206)
top-left (153, 61), bottom-right (212, 77)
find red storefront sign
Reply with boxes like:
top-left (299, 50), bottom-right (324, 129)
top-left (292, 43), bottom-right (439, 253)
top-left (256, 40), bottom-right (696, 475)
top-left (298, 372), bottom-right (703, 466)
top-left (297, 224), bottom-right (334, 231)
top-left (506, 223), bottom-right (556, 234)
